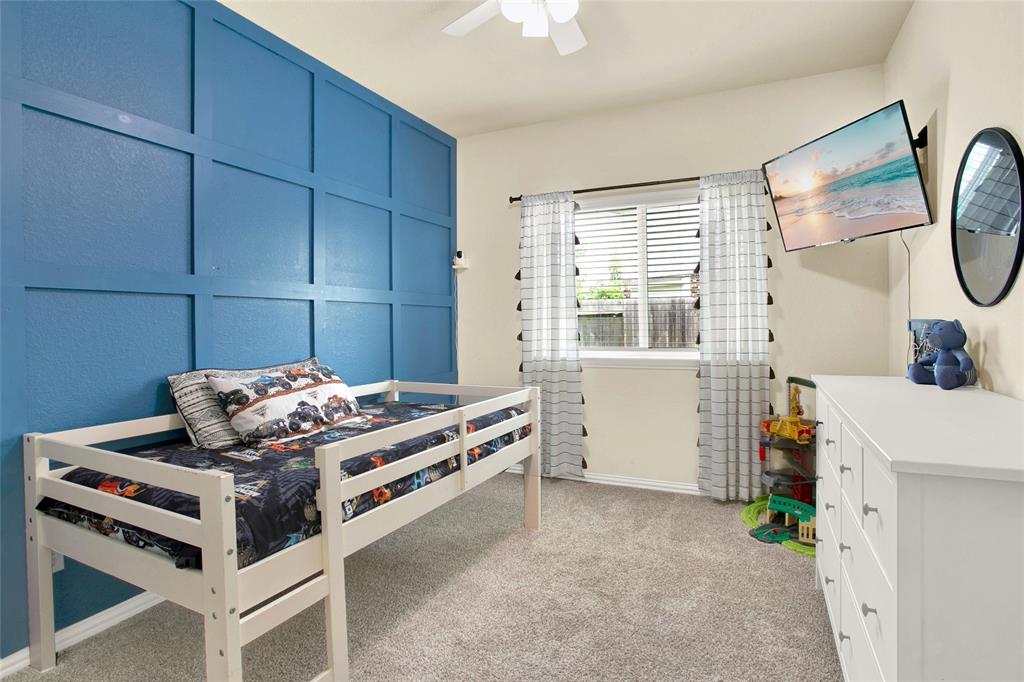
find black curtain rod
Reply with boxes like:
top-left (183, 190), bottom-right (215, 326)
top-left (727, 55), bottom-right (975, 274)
top-left (508, 175), bottom-right (700, 204)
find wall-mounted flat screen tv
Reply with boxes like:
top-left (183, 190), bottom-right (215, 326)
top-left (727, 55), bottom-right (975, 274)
top-left (763, 100), bottom-right (932, 252)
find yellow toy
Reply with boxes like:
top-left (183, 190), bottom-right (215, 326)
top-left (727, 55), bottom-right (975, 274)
top-left (760, 382), bottom-right (814, 445)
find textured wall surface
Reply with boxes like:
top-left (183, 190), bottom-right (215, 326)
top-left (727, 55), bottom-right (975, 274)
top-left (0, 0), bottom-right (456, 656)
top-left (883, 1), bottom-right (1024, 398)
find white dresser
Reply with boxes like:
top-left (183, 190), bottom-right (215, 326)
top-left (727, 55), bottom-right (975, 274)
top-left (812, 376), bottom-right (1024, 682)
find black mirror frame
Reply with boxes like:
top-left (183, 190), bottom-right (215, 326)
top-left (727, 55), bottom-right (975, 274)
top-left (951, 127), bottom-right (1024, 307)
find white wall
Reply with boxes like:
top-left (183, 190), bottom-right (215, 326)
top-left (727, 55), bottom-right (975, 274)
top-left (457, 65), bottom-right (892, 484)
top-left (883, 1), bottom-right (1024, 398)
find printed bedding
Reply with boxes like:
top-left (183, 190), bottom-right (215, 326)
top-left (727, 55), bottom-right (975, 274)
top-left (38, 402), bottom-right (530, 569)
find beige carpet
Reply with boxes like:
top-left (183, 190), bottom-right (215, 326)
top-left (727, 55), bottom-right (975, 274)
top-left (10, 474), bottom-right (841, 681)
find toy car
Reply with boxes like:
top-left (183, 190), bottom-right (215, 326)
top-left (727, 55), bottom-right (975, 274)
top-left (244, 375), bottom-right (293, 396)
top-left (121, 529), bottom-right (149, 549)
top-left (246, 418), bottom-right (290, 442)
top-left (372, 485), bottom-right (392, 504)
top-left (268, 441), bottom-right (303, 453)
top-left (98, 480), bottom-right (145, 497)
top-left (217, 388), bottom-right (250, 411)
top-left (322, 395), bottom-right (358, 421)
top-left (315, 365), bottom-right (339, 381)
top-left (411, 469), bottom-right (431, 490)
top-left (283, 368), bottom-right (319, 383)
top-left (222, 448), bottom-right (262, 462)
top-left (287, 401), bottom-right (327, 432)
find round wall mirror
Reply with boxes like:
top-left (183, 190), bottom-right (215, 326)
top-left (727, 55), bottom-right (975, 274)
top-left (951, 127), bottom-right (1024, 306)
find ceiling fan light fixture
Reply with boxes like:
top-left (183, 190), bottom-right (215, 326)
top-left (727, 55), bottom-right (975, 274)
top-left (521, 2), bottom-right (549, 37)
top-left (443, 0), bottom-right (586, 55)
top-left (499, 0), bottom-right (532, 24)
top-left (545, 0), bottom-right (579, 23)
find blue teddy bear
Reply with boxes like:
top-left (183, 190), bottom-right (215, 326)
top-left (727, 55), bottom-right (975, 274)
top-left (907, 319), bottom-right (977, 390)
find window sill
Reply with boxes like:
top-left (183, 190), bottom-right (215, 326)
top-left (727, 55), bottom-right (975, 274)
top-left (580, 350), bottom-right (699, 370)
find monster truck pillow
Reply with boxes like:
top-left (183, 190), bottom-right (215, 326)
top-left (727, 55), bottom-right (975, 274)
top-left (205, 364), bottom-right (364, 445)
top-left (168, 357), bottom-right (319, 449)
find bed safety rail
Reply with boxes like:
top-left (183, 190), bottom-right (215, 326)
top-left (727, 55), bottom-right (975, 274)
top-left (23, 431), bottom-right (240, 678)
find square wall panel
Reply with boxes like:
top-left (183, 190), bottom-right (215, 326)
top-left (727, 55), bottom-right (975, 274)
top-left (210, 21), bottom-right (312, 170)
top-left (25, 290), bottom-right (192, 432)
top-left (321, 83), bottom-right (390, 196)
top-left (397, 305), bottom-right (452, 379)
top-left (21, 1), bottom-right (193, 131)
top-left (319, 301), bottom-right (391, 385)
top-left (325, 195), bottom-right (390, 290)
top-left (207, 163), bottom-right (312, 284)
top-left (210, 297), bottom-right (312, 369)
top-left (22, 110), bottom-right (192, 274)
top-left (397, 215), bottom-right (451, 296)
top-left (396, 123), bottom-right (451, 216)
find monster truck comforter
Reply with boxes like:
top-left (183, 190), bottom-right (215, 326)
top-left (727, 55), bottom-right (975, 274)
top-left (38, 402), bottom-right (530, 569)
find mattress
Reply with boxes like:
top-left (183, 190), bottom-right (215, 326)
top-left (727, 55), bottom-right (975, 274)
top-left (38, 401), bottom-right (529, 569)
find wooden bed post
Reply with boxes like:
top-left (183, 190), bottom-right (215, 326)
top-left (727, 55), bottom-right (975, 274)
top-left (24, 433), bottom-right (56, 672)
top-left (524, 387), bottom-right (541, 530)
top-left (316, 446), bottom-right (349, 681)
top-left (199, 472), bottom-right (243, 681)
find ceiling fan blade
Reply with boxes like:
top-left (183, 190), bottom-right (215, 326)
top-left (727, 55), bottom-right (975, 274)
top-left (442, 0), bottom-right (501, 36)
top-left (548, 16), bottom-right (586, 55)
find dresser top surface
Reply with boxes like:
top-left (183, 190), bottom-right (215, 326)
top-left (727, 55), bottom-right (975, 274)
top-left (812, 375), bottom-right (1024, 482)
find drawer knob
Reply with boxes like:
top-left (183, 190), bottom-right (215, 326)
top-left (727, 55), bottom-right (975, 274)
top-left (861, 602), bottom-right (878, 617)
top-left (839, 464), bottom-right (852, 474)
top-left (824, 575), bottom-right (835, 585)
top-left (825, 502), bottom-right (835, 511)
top-left (839, 543), bottom-right (851, 553)
top-left (825, 438), bottom-right (836, 446)
top-left (838, 631), bottom-right (851, 642)
top-left (862, 503), bottom-right (879, 516)
top-left (816, 420), bottom-right (824, 426)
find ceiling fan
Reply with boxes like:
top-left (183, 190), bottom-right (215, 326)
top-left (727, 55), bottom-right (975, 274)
top-left (443, 0), bottom-right (587, 56)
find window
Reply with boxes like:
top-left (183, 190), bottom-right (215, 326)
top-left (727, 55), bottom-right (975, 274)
top-left (575, 192), bottom-right (700, 364)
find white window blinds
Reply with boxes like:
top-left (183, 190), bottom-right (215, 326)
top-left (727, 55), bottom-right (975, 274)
top-left (575, 200), bottom-right (700, 350)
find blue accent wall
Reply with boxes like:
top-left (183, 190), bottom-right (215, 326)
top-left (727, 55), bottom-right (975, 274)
top-left (0, 0), bottom-right (456, 656)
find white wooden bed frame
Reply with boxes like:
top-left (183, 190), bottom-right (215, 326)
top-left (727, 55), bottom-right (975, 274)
top-left (23, 380), bottom-right (540, 681)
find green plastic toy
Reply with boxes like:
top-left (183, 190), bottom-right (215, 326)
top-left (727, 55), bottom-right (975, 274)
top-left (741, 495), bottom-right (816, 558)
top-left (768, 495), bottom-right (815, 522)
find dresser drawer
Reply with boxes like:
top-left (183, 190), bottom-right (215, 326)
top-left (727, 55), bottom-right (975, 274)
top-left (818, 508), bottom-right (841, 634)
top-left (818, 460), bottom-right (841, 540)
top-left (841, 499), bottom-right (896, 681)
top-left (821, 401), bottom-right (840, 478)
top-left (840, 569), bottom-right (884, 682)
top-left (840, 422), bottom-right (863, 516)
top-left (862, 445), bottom-right (897, 587)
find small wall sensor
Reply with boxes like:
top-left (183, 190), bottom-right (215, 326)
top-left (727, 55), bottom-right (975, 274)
top-left (453, 250), bottom-right (469, 272)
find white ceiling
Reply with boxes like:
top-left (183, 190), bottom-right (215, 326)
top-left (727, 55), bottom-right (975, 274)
top-left (222, 0), bottom-right (913, 137)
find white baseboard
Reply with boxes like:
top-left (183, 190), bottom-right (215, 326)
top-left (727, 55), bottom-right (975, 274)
top-left (582, 470), bottom-right (702, 495)
top-left (505, 464), bottom-right (701, 496)
top-left (0, 592), bottom-right (163, 678)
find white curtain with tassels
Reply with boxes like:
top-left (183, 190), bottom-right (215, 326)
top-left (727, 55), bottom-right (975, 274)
top-left (519, 192), bottom-right (584, 479)
top-left (697, 170), bottom-right (770, 502)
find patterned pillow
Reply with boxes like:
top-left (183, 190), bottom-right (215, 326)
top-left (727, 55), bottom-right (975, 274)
top-left (205, 364), bottom-right (364, 445)
top-left (168, 357), bottom-right (317, 449)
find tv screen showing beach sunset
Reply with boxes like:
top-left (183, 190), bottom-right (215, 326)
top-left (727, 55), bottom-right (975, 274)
top-left (765, 102), bottom-right (931, 251)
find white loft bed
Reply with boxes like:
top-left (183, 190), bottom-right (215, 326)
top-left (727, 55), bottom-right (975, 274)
top-left (23, 380), bottom-right (540, 681)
